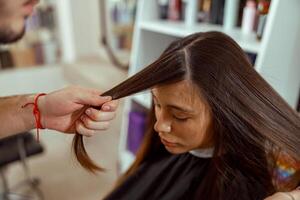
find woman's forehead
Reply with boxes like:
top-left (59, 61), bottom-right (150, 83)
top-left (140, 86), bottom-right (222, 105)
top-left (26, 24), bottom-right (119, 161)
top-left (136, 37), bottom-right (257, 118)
top-left (152, 80), bottom-right (205, 106)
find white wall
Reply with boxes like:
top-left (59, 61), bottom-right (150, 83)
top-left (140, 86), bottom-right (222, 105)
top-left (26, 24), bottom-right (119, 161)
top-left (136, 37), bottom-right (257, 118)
top-left (70, 0), bottom-right (102, 58)
top-left (256, 0), bottom-right (300, 108)
top-left (54, 0), bottom-right (76, 63)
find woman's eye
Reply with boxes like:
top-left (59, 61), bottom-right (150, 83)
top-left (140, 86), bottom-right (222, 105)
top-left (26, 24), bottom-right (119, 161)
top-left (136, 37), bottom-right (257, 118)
top-left (173, 115), bottom-right (189, 121)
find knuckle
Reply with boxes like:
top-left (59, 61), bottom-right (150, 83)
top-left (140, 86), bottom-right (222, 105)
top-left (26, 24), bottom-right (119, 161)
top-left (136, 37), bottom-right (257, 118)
top-left (94, 109), bottom-right (102, 118)
top-left (84, 118), bottom-right (95, 129)
top-left (87, 110), bottom-right (96, 120)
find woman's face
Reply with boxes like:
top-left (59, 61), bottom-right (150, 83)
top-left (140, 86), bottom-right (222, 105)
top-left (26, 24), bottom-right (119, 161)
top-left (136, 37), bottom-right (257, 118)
top-left (152, 80), bottom-right (214, 154)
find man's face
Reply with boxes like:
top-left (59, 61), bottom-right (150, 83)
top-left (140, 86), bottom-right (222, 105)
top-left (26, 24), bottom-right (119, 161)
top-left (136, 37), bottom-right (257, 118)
top-left (0, 0), bottom-right (39, 44)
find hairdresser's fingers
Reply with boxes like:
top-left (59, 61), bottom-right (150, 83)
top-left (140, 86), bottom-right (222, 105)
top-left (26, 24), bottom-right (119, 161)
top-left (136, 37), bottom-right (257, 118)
top-left (101, 100), bottom-right (119, 112)
top-left (85, 108), bottom-right (116, 121)
top-left (76, 120), bottom-right (95, 137)
top-left (74, 87), bottom-right (112, 107)
top-left (81, 115), bottom-right (111, 130)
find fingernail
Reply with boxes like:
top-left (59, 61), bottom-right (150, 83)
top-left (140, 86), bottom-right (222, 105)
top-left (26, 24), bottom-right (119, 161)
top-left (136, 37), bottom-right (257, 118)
top-left (102, 105), bottom-right (110, 111)
top-left (102, 96), bottom-right (112, 101)
top-left (85, 109), bottom-right (91, 115)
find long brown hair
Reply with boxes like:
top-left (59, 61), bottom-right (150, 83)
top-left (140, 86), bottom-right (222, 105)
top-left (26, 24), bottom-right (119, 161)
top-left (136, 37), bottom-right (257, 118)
top-left (72, 32), bottom-right (300, 198)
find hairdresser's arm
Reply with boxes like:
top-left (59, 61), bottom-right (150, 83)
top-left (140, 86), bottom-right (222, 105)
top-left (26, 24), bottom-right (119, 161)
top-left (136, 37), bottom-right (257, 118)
top-left (0, 94), bottom-right (36, 138)
top-left (0, 86), bottom-right (118, 138)
top-left (264, 189), bottom-right (300, 200)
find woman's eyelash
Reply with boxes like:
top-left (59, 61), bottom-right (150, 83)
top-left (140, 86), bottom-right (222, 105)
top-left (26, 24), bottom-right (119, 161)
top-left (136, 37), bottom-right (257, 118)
top-left (154, 103), bottom-right (188, 121)
top-left (173, 115), bottom-right (189, 121)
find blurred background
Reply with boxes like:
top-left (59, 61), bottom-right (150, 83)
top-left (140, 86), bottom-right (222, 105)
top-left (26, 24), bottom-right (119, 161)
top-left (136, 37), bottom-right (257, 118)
top-left (0, 0), bottom-right (299, 199)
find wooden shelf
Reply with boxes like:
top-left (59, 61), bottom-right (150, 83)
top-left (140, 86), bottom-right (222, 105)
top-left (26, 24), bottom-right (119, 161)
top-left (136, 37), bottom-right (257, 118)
top-left (140, 20), bottom-right (261, 54)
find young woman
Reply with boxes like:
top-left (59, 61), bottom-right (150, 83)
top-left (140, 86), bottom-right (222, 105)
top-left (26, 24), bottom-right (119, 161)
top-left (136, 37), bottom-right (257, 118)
top-left (73, 31), bottom-right (300, 200)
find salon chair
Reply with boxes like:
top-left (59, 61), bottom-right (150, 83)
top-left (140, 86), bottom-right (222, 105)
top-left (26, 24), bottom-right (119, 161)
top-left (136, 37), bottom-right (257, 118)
top-left (0, 132), bottom-right (44, 200)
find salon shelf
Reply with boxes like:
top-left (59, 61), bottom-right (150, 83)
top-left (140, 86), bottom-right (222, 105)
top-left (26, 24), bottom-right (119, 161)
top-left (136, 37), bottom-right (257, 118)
top-left (139, 20), bottom-right (261, 54)
top-left (118, 0), bottom-right (300, 174)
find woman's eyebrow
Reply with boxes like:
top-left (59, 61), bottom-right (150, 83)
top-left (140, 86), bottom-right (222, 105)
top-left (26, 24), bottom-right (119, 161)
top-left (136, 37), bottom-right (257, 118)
top-left (151, 90), bottom-right (194, 113)
top-left (168, 104), bottom-right (194, 113)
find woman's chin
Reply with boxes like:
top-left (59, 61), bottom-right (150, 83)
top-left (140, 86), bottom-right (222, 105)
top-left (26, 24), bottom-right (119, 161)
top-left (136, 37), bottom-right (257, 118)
top-left (164, 145), bottom-right (187, 154)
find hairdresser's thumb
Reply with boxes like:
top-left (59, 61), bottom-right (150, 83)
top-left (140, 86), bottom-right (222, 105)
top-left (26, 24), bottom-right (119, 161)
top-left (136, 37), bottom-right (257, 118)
top-left (78, 93), bottom-right (112, 107)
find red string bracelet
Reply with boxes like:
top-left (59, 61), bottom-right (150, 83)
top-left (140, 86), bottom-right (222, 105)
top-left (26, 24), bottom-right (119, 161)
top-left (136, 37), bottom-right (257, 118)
top-left (22, 93), bottom-right (46, 142)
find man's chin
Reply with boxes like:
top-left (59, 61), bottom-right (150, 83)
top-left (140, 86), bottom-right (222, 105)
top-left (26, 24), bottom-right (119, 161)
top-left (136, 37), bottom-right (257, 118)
top-left (0, 27), bottom-right (26, 44)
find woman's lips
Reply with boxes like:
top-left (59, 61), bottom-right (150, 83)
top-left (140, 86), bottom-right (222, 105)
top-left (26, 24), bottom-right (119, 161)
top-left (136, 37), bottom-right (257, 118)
top-left (160, 138), bottom-right (178, 147)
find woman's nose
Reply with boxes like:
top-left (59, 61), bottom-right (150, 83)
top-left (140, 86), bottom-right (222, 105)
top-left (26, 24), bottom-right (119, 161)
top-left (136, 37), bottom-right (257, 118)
top-left (154, 117), bottom-right (171, 133)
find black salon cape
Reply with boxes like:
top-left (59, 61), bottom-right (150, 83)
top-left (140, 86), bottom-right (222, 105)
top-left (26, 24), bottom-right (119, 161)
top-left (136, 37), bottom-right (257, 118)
top-left (104, 152), bottom-right (269, 200)
top-left (104, 153), bottom-right (211, 200)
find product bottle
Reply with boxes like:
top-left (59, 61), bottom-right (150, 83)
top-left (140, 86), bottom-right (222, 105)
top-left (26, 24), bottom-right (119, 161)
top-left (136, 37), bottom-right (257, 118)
top-left (223, 0), bottom-right (240, 30)
top-left (241, 0), bottom-right (257, 34)
top-left (158, 0), bottom-right (169, 20)
top-left (184, 0), bottom-right (198, 27)
top-left (168, 0), bottom-right (182, 21)
top-left (256, 0), bottom-right (270, 40)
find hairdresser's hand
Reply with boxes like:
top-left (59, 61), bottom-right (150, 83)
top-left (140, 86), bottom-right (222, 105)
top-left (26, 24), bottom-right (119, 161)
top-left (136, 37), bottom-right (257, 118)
top-left (37, 86), bottom-right (119, 136)
top-left (264, 188), bottom-right (300, 200)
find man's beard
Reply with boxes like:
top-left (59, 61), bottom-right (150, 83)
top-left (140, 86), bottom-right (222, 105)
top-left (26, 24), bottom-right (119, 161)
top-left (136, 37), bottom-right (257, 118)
top-left (0, 25), bottom-right (26, 44)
